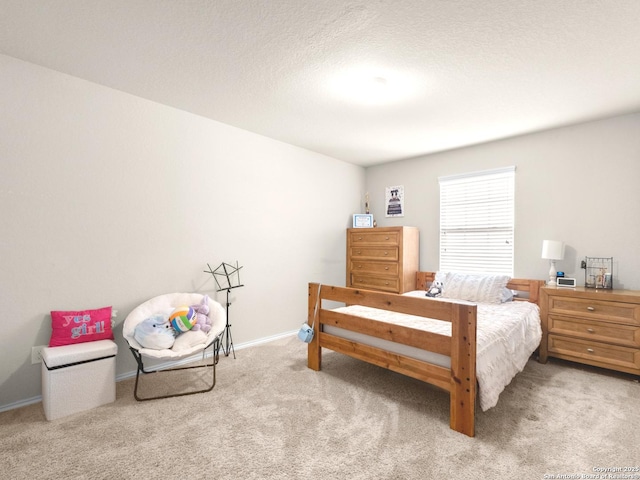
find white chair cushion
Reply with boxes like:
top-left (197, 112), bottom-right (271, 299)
top-left (123, 293), bottom-right (225, 360)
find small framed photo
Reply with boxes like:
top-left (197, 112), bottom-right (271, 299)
top-left (352, 214), bottom-right (374, 228)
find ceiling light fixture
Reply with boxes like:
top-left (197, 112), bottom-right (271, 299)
top-left (328, 67), bottom-right (415, 106)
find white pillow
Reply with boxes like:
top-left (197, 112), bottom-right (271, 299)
top-left (441, 272), bottom-right (510, 304)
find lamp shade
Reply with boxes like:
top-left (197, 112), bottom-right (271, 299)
top-left (541, 240), bottom-right (565, 260)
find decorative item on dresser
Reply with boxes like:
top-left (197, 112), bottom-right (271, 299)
top-left (346, 226), bottom-right (419, 294)
top-left (539, 286), bottom-right (640, 375)
top-left (582, 256), bottom-right (613, 289)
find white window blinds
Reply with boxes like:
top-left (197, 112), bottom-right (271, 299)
top-left (439, 166), bottom-right (515, 276)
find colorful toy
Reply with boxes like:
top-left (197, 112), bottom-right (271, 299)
top-left (169, 306), bottom-right (197, 333)
top-left (133, 314), bottom-right (176, 349)
top-left (190, 295), bottom-right (212, 333)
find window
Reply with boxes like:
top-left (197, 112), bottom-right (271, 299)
top-left (438, 166), bottom-right (515, 276)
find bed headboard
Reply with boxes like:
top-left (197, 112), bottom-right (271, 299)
top-left (415, 271), bottom-right (543, 305)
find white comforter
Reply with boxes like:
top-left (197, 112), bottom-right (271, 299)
top-left (330, 294), bottom-right (541, 411)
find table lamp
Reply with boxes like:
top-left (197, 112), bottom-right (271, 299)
top-left (541, 240), bottom-right (565, 285)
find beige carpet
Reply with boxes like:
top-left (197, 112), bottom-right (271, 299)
top-left (1, 335), bottom-right (639, 479)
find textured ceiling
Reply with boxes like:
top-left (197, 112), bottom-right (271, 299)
top-left (2, 1), bottom-right (640, 166)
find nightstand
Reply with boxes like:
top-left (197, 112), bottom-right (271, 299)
top-left (539, 286), bottom-right (640, 375)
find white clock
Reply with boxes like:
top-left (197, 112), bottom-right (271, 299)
top-left (556, 277), bottom-right (577, 287)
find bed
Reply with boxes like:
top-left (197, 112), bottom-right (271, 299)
top-left (306, 271), bottom-right (543, 437)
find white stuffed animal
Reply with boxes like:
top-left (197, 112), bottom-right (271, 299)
top-left (425, 281), bottom-right (443, 298)
top-left (134, 313), bottom-right (176, 349)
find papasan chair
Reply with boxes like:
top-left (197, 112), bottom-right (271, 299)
top-left (123, 293), bottom-right (225, 401)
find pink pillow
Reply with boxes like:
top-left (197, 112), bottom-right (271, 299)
top-left (49, 306), bottom-right (114, 347)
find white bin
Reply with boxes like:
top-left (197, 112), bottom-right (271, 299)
top-left (41, 339), bottom-right (117, 420)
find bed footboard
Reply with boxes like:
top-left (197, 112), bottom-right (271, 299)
top-left (307, 282), bottom-right (477, 437)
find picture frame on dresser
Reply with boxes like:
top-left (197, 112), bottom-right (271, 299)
top-left (352, 214), bottom-right (374, 228)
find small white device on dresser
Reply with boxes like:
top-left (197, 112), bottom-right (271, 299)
top-left (556, 277), bottom-right (576, 287)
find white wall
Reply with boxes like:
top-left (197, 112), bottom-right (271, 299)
top-left (0, 54), bottom-right (364, 409)
top-left (366, 113), bottom-right (640, 289)
top-left (3, 52), bottom-right (638, 410)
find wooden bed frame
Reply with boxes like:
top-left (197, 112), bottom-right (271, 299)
top-left (307, 272), bottom-right (543, 437)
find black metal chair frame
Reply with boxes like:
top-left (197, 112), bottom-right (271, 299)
top-left (129, 332), bottom-right (223, 401)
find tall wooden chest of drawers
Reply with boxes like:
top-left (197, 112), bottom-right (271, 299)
top-left (539, 286), bottom-right (640, 375)
top-left (346, 226), bottom-right (419, 294)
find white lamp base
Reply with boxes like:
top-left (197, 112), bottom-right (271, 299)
top-left (547, 260), bottom-right (557, 285)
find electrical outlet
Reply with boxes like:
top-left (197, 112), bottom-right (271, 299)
top-left (31, 345), bottom-right (46, 365)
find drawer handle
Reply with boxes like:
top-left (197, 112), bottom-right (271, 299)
top-left (384, 251), bottom-right (388, 256)
top-left (587, 348), bottom-right (595, 353)
top-left (586, 328), bottom-right (595, 333)
top-left (385, 282), bottom-right (389, 285)
top-left (356, 265), bottom-right (362, 269)
top-left (587, 306), bottom-right (595, 311)
top-left (357, 251), bottom-right (361, 254)
top-left (357, 237), bottom-right (362, 240)
top-left (384, 266), bottom-right (389, 270)
top-left (385, 236), bottom-right (389, 240)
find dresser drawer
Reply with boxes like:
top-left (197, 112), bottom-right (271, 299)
top-left (349, 230), bottom-right (399, 246)
top-left (548, 334), bottom-right (640, 373)
top-left (548, 315), bottom-right (640, 348)
top-left (548, 297), bottom-right (640, 325)
top-left (350, 275), bottom-right (400, 293)
top-left (349, 260), bottom-right (399, 276)
top-left (348, 246), bottom-right (399, 261)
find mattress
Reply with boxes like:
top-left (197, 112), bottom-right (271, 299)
top-left (326, 291), bottom-right (541, 411)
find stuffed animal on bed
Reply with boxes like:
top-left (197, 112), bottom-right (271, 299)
top-left (134, 314), bottom-right (176, 349)
top-left (425, 281), bottom-right (444, 298)
top-left (189, 295), bottom-right (212, 333)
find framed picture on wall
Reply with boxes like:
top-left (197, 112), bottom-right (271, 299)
top-left (385, 185), bottom-right (404, 217)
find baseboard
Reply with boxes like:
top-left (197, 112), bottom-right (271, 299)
top-left (0, 330), bottom-right (297, 414)
top-left (0, 395), bottom-right (44, 414)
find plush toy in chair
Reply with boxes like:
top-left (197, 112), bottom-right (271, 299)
top-left (133, 314), bottom-right (176, 349)
top-left (190, 295), bottom-right (212, 333)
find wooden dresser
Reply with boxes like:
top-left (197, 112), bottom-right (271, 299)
top-left (346, 226), bottom-right (419, 294)
top-left (539, 286), bottom-right (640, 375)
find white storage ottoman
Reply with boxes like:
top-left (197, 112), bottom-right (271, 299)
top-left (41, 339), bottom-right (118, 420)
